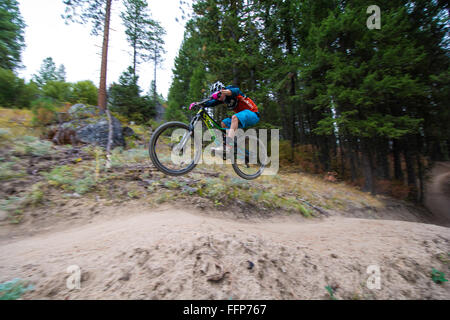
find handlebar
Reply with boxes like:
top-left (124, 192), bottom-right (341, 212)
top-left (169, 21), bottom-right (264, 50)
top-left (189, 91), bottom-right (225, 110)
top-left (190, 98), bottom-right (211, 110)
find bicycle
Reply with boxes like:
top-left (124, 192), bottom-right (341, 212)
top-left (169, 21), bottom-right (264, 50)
top-left (149, 99), bottom-right (267, 180)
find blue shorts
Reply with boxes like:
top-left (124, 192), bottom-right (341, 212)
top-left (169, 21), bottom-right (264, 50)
top-left (222, 109), bottom-right (260, 129)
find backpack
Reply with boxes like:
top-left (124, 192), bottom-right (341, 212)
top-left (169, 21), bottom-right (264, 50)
top-left (236, 95), bottom-right (259, 113)
top-left (225, 85), bottom-right (259, 113)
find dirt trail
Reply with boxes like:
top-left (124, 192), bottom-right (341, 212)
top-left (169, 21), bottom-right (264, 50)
top-left (425, 162), bottom-right (450, 227)
top-left (0, 205), bottom-right (449, 300)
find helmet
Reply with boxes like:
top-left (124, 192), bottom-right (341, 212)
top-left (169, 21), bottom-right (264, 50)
top-left (209, 81), bottom-right (225, 95)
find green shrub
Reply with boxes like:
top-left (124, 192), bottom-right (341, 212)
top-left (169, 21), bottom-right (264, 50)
top-left (27, 182), bottom-right (45, 206)
top-left (71, 80), bottom-right (98, 105)
top-left (148, 119), bottom-right (164, 130)
top-left (109, 147), bottom-right (148, 168)
top-left (42, 80), bottom-right (72, 103)
top-left (0, 128), bottom-right (12, 143)
top-left (0, 68), bottom-right (25, 108)
top-left (0, 196), bottom-right (25, 223)
top-left (0, 162), bottom-right (25, 181)
top-left (44, 165), bottom-right (96, 195)
top-left (431, 268), bottom-right (448, 284)
top-left (31, 98), bottom-right (58, 126)
top-left (0, 279), bottom-right (34, 300)
top-left (13, 136), bottom-right (53, 156)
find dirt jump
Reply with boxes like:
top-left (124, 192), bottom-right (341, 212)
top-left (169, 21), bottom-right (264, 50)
top-left (0, 202), bottom-right (449, 300)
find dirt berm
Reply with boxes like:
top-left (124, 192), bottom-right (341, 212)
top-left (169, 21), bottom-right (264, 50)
top-left (0, 205), bottom-right (449, 300)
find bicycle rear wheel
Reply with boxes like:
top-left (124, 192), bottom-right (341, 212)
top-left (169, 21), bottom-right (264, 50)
top-left (231, 134), bottom-right (267, 180)
top-left (149, 121), bottom-right (200, 176)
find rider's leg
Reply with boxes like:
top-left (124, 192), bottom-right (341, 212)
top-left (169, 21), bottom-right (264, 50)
top-left (227, 115), bottom-right (239, 140)
top-left (220, 116), bottom-right (238, 147)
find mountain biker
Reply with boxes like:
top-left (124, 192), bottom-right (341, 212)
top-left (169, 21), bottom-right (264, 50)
top-left (189, 81), bottom-right (260, 153)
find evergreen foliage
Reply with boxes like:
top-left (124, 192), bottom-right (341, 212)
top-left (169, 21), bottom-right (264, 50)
top-left (108, 66), bottom-right (156, 123)
top-left (0, 0), bottom-right (25, 71)
top-left (166, 0), bottom-right (450, 200)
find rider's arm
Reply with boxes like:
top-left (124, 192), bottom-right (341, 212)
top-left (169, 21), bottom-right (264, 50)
top-left (225, 87), bottom-right (241, 97)
top-left (221, 89), bottom-right (232, 97)
top-left (203, 98), bottom-right (222, 108)
top-left (197, 87), bottom-right (239, 108)
top-left (203, 88), bottom-right (230, 107)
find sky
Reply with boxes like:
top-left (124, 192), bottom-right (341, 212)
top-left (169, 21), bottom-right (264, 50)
top-left (17, 0), bottom-right (192, 99)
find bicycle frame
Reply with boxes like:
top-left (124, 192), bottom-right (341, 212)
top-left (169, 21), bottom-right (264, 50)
top-left (188, 107), bottom-right (226, 146)
top-left (185, 106), bottom-right (253, 163)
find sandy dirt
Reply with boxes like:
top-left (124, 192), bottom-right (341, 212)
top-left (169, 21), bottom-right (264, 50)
top-left (0, 205), bottom-right (449, 300)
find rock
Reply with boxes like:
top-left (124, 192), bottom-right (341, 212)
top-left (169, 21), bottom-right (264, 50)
top-left (122, 126), bottom-right (135, 137)
top-left (75, 115), bottom-right (125, 149)
top-left (119, 272), bottom-right (131, 281)
top-left (46, 104), bottom-right (125, 149)
top-left (182, 186), bottom-right (198, 195)
top-left (81, 271), bottom-right (90, 282)
top-left (68, 104), bottom-right (103, 119)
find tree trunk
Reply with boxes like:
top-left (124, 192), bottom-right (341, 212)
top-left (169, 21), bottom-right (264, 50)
top-left (98, 0), bottom-right (112, 110)
top-left (153, 51), bottom-right (157, 102)
top-left (416, 154), bottom-right (424, 204)
top-left (349, 145), bottom-right (358, 182)
top-left (338, 136), bottom-right (346, 178)
top-left (362, 139), bottom-right (376, 194)
top-left (298, 109), bottom-right (306, 144)
top-left (376, 138), bottom-right (390, 180)
top-left (393, 139), bottom-right (403, 181)
top-left (320, 137), bottom-right (330, 172)
top-left (290, 74), bottom-right (296, 161)
top-left (403, 139), bottom-right (418, 201)
top-left (133, 40), bottom-right (137, 76)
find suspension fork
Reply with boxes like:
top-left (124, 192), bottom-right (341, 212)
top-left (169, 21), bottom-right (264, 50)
top-left (174, 115), bottom-right (200, 152)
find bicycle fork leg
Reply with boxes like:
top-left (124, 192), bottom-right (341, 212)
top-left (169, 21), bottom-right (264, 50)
top-left (174, 131), bottom-right (192, 153)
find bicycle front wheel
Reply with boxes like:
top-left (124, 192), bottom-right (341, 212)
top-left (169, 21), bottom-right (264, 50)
top-left (149, 121), bottom-right (200, 176)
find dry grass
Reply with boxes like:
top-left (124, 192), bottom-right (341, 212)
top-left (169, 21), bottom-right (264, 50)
top-left (259, 171), bottom-right (385, 210)
top-left (0, 108), bottom-right (37, 137)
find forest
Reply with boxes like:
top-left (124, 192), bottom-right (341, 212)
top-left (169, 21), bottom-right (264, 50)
top-left (166, 0), bottom-right (450, 201)
top-left (1, 0), bottom-right (449, 203)
top-left (1, 0), bottom-right (450, 301)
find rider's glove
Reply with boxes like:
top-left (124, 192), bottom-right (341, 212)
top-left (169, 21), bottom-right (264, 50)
top-left (211, 91), bottom-right (221, 100)
top-left (189, 102), bottom-right (197, 110)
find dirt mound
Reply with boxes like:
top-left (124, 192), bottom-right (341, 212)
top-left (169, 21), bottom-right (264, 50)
top-left (0, 206), bottom-right (448, 300)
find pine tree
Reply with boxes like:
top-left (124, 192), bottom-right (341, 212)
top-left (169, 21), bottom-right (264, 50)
top-left (109, 66), bottom-right (155, 123)
top-left (33, 57), bottom-right (67, 88)
top-left (63, 0), bottom-right (113, 110)
top-left (121, 0), bottom-right (166, 77)
top-left (0, 0), bottom-right (25, 71)
top-left (167, 0), bottom-right (450, 199)
top-left (56, 64), bottom-right (67, 82)
top-left (32, 57), bottom-right (58, 88)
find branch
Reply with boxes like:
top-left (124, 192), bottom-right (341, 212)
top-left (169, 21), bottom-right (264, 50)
top-left (296, 197), bottom-right (330, 217)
